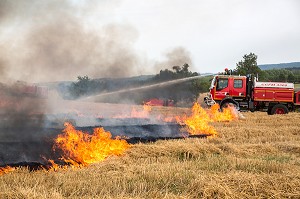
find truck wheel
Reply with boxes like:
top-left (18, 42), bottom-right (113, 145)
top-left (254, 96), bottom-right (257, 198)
top-left (270, 104), bottom-right (288, 115)
top-left (221, 102), bottom-right (238, 111)
top-left (267, 107), bottom-right (273, 115)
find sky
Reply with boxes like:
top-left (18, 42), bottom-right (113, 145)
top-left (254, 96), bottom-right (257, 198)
top-left (114, 0), bottom-right (300, 72)
top-left (0, 0), bottom-right (299, 82)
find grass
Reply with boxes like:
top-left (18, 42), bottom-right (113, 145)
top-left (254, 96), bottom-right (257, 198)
top-left (1, 111), bottom-right (300, 198)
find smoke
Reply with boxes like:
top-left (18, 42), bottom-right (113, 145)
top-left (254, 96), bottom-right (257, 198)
top-left (0, 0), bottom-right (196, 83)
top-left (21, 20), bottom-right (140, 82)
top-left (154, 47), bottom-right (194, 72)
top-left (0, 0), bottom-right (197, 83)
top-left (0, 91), bottom-right (50, 164)
top-left (0, 0), bottom-right (141, 82)
top-left (0, 0), bottom-right (198, 164)
top-left (0, 0), bottom-right (11, 20)
top-left (0, 58), bottom-right (6, 80)
top-left (0, 82), bottom-right (50, 140)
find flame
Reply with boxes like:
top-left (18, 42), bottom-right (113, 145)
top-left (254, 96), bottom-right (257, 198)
top-left (177, 102), bottom-right (217, 136)
top-left (177, 102), bottom-right (238, 136)
top-left (113, 105), bottom-right (152, 118)
top-left (47, 159), bottom-right (60, 171)
top-left (209, 104), bottom-right (238, 122)
top-left (0, 166), bottom-right (15, 175)
top-left (54, 122), bottom-right (130, 166)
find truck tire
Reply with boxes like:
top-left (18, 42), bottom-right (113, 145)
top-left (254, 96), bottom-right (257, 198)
top-left (221, 102), bottom-right (238, 111)
top-left (270, 104), bottom-right (288, 115)
top-left (267, 107), bottom-right (273, 115)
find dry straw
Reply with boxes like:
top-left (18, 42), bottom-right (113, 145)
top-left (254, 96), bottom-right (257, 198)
top-left (1, 112), bottom-right (300, 198)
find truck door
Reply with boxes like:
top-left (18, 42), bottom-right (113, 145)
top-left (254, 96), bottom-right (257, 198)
top-left (229, 77), bottom-right (246, 98)
top-left (214, 77), bottom-right (229, 100)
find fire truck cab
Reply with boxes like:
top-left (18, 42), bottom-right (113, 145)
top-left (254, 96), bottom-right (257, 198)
top-left (204, 74), bottom-right (300, 114)
top-left (209, 75), bottom-right (247, 105)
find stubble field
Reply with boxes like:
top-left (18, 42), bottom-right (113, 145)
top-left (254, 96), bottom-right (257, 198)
top-left (0, 108), bottom-right (300, 199)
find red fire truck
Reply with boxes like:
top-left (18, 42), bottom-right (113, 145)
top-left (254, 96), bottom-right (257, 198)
top-left (14, 81), bottom-right (48, 98)
top-left (204, 74), bottom-right (300, 114)
top-left (144, 98), bottom-right (174, 107)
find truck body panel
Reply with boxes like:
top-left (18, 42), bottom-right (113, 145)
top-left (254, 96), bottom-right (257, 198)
top-left (253, 88), bottom-right (294, 102)
top-left (295, 90), bottom-right (300, 105)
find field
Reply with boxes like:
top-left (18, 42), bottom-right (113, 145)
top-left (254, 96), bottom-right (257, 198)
top-left (1, 108), bottom-right (300, 198)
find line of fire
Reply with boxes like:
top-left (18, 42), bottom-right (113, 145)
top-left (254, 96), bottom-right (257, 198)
top-left (1, 69), bottom-right (299, 175)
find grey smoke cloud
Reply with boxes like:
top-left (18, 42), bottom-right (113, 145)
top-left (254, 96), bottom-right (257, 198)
top-left (0, 0), bottom-right (145, 82)
top-left (21, 19), bottom-right (140, 81)
top-left (154, 47), bottom-right (194, 72)
top-left (0, 0), bottom-right (196, 83)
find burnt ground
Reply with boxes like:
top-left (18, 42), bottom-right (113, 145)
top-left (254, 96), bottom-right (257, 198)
top-left (0, 97), bottom-right (194, 165)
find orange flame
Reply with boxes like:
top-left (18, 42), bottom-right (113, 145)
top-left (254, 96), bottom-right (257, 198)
top-left (177, 102), bottom-right (238, 136)
top-left (54, 122), bottom-right (130, 166)
top-left (209, 104), bottom-right (238, 122)
top-left (177, 102), bottom-right (216, 136)
top-left (0, 166), bottom-right (15, 175)
top-left (47, 159), bottom-right (60, 171)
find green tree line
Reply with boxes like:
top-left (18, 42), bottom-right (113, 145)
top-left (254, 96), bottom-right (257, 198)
top-left (64, 53), bottom-right (299, 105)
top-left (230, 53), bottom-right (300, 83)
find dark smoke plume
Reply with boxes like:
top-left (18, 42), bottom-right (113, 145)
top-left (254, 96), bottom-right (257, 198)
top-left (0, 89), bottom-right (50, 164)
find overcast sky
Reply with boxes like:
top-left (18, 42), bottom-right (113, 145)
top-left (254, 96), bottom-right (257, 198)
top-left (114, 0), bottom-right (300, 73)
top-left (1, 0), bottom-right (300, 82)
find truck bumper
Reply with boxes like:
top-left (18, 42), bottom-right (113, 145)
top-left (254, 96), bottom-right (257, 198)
top-left (204, 94), bottom-right (216, 106)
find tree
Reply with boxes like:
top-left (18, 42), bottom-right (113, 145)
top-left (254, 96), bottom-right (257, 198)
top-left (69, 75), bottom-right (98, 98)
top-left (287, 73), bottom-right (295, 83)
top-left (154, 63), bottom-right (198, 81)
top-left (235, 53), bottom-right (262, 76)
top-left (190, 76), bottom-right (211, 95)
top-left (172, 66), bottom-right (181, 74)
top-left (151, 63), bottom-right (201, 105)
top-left (278, 73), bottom-right (287, 82)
